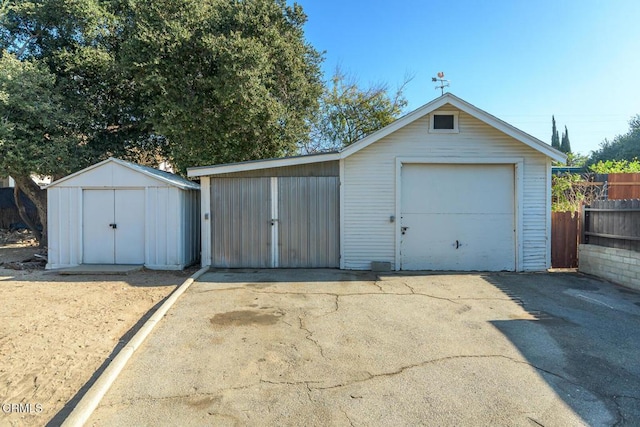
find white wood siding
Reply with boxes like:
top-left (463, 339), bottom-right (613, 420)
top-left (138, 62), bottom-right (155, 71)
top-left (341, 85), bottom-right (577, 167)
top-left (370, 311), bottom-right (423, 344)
top-left (342, 106), bottom-right (550, 271)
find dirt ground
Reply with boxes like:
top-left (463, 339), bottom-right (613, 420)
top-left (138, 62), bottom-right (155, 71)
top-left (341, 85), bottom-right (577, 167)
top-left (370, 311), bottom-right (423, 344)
top-left (0, 231), bottom-right (196, 426)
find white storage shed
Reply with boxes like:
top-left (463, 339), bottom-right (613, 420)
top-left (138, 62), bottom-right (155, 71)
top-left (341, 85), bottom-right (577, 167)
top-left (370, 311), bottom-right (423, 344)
top-left (47, 158), bottom-right (200, 270)
top-left (189, 93), bottom-right (566, 272)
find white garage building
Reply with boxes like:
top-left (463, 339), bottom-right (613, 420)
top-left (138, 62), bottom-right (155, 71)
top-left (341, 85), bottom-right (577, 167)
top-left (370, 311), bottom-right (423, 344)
top-left (188, 93), bottom-right (565, 271)
top-left (46, 158), bottom-right (200, 270)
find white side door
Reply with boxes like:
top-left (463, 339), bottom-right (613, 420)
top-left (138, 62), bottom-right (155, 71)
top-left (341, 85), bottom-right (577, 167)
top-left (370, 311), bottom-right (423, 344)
top-left (114, 189), bottom-right (145, 264)
top-left (83, 190), bottom-right (116, 264)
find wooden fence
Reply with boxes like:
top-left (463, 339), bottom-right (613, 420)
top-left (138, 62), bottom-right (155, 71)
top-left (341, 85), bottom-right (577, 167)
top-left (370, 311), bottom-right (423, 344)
top-left (608, 173), bottom-right (640, 200)
top-left (583, 199), bottom-right (640, 252)
top-left (551, 211), bottom-right (580, 268)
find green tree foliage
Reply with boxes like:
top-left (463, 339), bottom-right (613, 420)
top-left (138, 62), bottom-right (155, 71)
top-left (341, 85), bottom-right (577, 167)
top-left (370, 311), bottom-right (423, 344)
top-left (589, 159), bottom-right (640, 173)
top-left (564, 152), bottom-right (588, 167)
top-left (589, 115), bottom-right (640, 164)
top-left (560, 125), bottom-right (571, 153)
top-left (551, 115), bottom-right (560, 149)
top-left (0, 54), bottom-right (65, 177)
top-left (2, 0), bottom-right (151, 164)
top-left (301, 69), bottom-right (409, 153)
top-left (1, 0), bottom-right (157, 244)
top-left (124, 0), bottom-right (324, 173)
top-left (0, 53), bottom-right (69, 244)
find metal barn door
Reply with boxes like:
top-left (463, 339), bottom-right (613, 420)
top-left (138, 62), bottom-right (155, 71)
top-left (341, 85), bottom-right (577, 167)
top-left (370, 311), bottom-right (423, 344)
top-left (83, 189), bottom-right (145, 264)
top-left (210, 176), bottom-right (339, 268)
top-left (400, 164), bottom-right (515, 271)
top-left (210, 178), bottom-right (272, 268)
top-left (278, 177), bottom-right (339, 268)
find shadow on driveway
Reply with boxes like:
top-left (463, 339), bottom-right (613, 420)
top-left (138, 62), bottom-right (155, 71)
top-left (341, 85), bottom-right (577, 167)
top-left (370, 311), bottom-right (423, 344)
top-left (485, 272), bottom-right (640, 426)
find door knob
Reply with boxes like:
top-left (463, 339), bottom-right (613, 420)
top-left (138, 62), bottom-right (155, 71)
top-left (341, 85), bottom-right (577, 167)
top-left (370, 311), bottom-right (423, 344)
top-left (109, 223), bottom-right (117, 229)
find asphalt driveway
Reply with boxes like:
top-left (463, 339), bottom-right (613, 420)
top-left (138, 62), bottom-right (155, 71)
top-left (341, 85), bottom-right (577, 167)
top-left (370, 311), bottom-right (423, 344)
top-left (88, 270), bottom-right (640, 426)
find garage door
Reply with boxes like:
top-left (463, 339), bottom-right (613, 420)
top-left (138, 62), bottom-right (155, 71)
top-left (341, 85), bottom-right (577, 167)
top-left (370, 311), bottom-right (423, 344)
top-left (210, 178), bottom-right (272, 268)
top-left (83, 189), bottom-right (145, 264)
top-left (210, 177), bottom-right (339, 268)
top-left (400, 164), bottom-right (515, 271)
top-left (278, 177), bottom-right (339, 268)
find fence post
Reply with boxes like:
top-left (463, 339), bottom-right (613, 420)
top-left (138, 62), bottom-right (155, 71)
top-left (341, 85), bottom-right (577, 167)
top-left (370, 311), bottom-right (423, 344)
top-left (582, 203), bottom-right (589, 244)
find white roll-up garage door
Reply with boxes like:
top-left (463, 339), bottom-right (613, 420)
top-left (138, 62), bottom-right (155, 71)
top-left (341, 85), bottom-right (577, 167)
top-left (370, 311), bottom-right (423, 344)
top-left (400, 164), bottom-right (515, 271)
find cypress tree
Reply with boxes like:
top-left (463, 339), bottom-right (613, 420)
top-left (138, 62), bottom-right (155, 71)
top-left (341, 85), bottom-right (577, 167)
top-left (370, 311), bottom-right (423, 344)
top-left (560, 126), bottom-right (572, 153)
top-left (551, 116), bottom-right (560, 149)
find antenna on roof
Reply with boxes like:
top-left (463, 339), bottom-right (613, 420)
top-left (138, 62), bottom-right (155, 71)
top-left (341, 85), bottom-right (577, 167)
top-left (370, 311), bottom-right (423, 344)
top-left (431, 72), bottom-right (450, 95)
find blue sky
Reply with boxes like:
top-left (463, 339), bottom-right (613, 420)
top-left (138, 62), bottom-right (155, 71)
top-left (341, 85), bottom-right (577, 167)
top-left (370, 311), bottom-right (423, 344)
top-left (293, 0), bottom-right (640, 157)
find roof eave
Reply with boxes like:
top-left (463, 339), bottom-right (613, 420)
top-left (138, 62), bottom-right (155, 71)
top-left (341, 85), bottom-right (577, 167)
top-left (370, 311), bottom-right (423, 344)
top-left (187, 152), bottom-right (340, 177)
top-left (46, 157), bottom-right (199, 190)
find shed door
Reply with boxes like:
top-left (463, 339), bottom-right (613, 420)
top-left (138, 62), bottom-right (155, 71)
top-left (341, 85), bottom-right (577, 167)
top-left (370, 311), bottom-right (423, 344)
top-left (400, 164), bottom-right (515, 271)
top-left (83, 189), bottom-right (145, 264)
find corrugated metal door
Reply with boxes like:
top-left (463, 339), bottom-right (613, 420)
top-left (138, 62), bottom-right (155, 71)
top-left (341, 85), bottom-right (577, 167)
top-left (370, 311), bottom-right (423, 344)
top-left (278, 177), bottom-right (339, 268)
top-left (209, 176), bottom-right (339, 268)
top-left (210, 178), bottom-right (271, 268)
top-left (400, 164), bottom-right (515, 271)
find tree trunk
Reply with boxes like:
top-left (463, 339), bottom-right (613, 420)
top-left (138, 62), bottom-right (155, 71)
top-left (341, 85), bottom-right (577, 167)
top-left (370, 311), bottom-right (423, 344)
top-left (11, 175), bottom-right (47, 248)
top-left (13, 185), bottom-right (42, 243)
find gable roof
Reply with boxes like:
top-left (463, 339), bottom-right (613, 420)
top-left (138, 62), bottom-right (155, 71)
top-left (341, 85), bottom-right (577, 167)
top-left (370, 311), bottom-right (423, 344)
top-left (47, 157), bottom-right (200, 190)
top-left (188, 93), bottom-right (566, 177)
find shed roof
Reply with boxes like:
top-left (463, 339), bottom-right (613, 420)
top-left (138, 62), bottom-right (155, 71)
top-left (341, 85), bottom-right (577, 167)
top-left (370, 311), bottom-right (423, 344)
top-left (187, 93), bottom-right (567, 178)
top-left (47, 157), bottom-right (200, 190)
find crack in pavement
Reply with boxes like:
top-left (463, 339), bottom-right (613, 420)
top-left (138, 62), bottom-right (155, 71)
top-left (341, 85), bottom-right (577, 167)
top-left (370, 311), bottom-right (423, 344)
top-left (611, 394), bottom-right (640, 427)
top-left (101, 355), bottom-right (607, 422)
top-left (527, 416), bottom-right (545, 426)
top-left (341, 408), bottom-right (356, 427)
top-left (402, 281), bottom-right (416, 294)
top-left (311, 354), bottom-right (581, 391)
top-left (195, 285), bottom-right (462, 305)
top-left (372, 280), bottom-right (385, 293)
top-left (298, 316), bottom-right (325, 358)
top-left (314, 295), bottom-right (340, 318)
top-left (304, 382), bottom-right (314, 405)
top-left (247, 289), bottom-right (462, 305)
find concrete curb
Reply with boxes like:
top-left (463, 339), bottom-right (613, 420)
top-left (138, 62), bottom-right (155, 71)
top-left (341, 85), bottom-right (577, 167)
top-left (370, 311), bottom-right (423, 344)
top-left (61, 266), bottom-right (210, 427)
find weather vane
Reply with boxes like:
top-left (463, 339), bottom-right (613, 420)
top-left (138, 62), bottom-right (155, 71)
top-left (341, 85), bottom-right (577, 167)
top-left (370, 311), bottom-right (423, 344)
top-left (432, 72), bottom-right (450, 95)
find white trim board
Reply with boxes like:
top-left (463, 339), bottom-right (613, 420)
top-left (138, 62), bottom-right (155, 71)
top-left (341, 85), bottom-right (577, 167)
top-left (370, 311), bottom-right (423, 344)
top-left (200, 177), bottom-right (212, 268)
